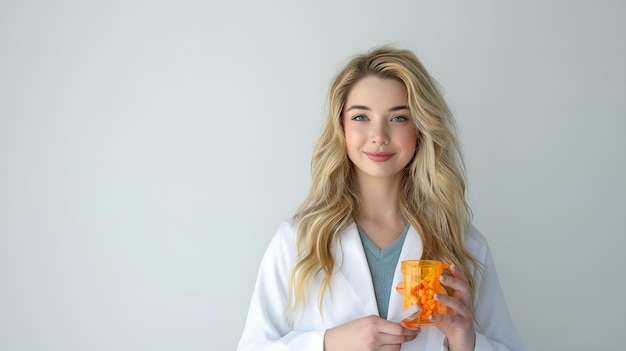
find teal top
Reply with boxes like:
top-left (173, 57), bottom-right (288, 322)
top-left (357, 224), bottom-right (409, 319)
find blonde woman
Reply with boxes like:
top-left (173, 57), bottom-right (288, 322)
top-left (237, 47), bottom-right (523, 351)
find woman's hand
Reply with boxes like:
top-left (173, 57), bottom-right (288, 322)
top-left (324, 315), bottom-right (419, 351)
top-left (431, 264), bottom-right (476, 351)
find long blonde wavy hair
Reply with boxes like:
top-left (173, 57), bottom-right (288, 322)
top-left (288, 46), bottom-right (481, 324)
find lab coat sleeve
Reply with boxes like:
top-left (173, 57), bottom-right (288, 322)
top-left (237, 221), bottom-right (325, 351)
top-left (461, 227), bottom-right (524, 351)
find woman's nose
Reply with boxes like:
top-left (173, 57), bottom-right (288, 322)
top-left (370, 121), bottom-right (390, 145)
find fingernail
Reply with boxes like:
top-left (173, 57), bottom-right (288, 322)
top-left (440, 275), bottom-right (447, 282)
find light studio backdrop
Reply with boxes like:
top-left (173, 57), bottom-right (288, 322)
top-left (1, 1), bottom-right (624, 350)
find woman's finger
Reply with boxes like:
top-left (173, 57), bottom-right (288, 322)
top-left (430, 312), bottom-right (473, 333)
top-left (440, 264), bottom-right (472, 306)
top-left (376, 319), bottom-right (419, 337)
top-left (377, 330), bottom-right (419, 345)
top-left (379, 345), bottom-right (402, 351)
top-left (450, 264), bottom-right (468, 282)
top-left (435, 293), bottom-right (471, 318)
top-left (440, 274), bottom-right (468, 293)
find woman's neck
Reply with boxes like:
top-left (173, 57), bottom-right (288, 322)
top-left (356, 173), bottom-right (405, 248)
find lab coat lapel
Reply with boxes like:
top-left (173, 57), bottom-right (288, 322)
top-left (335, 223), bottom-right (379, 316)
top-left (387, 225), bottom-right (423, 322)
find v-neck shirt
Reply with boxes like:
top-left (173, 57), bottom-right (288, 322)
top-left (357, 224), bottom-right (409, 319)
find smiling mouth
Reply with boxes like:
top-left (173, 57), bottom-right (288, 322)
top-left (364, 152), bottom-right (394, 162)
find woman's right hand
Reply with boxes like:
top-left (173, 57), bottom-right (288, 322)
top-left (323, 315), bottom-right (419, 351)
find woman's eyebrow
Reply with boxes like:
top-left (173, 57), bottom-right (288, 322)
top-left (345, 105), bottom-right (409, 112)
top-left (345, 104), bottom-right (370, 111)
top-left (388, 105), bottom-right (409, 112)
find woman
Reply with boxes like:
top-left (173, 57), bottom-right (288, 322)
top-left (237, 46), bottom-right (523, 351)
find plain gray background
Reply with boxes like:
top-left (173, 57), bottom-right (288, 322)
top-left (1, 1), bottom-right (624, 350)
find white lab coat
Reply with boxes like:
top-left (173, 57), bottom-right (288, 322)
top-left (237, 220), bottom-right (523, 351)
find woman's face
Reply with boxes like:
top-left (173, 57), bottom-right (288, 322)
top-left (342, 76), bottom-right (418, 182)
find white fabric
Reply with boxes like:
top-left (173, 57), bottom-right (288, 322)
top-left (237, 220), bottom-right (524, 351)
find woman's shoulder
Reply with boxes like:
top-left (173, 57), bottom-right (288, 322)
top-left (265, 218), bottom-right (299, 254)
top-left (256, 219), bottom-right (300, 270)
top-left (274, 218), bottom-right (298, 240)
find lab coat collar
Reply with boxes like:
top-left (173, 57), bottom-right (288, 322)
top-left (334, 222), bottom-right (379, 316)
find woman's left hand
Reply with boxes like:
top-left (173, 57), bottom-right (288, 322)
top-left (430, 264), bottom-right (476, 351)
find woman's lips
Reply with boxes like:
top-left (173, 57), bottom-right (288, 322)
top-left (364, 152), bottom-right (395, 162)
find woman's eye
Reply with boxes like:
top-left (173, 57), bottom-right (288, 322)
top-left (391, 115), bottom-right (408, 122)
top-left (353, 115), bottom-right (368, 121)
